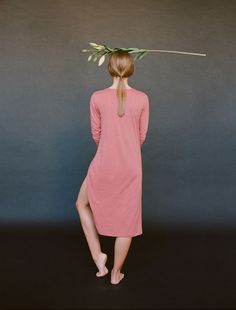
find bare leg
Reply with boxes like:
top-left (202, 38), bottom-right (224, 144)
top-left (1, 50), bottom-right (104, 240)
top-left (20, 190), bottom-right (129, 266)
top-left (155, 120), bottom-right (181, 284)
top-left (75, 176), bottom-right (108, 277)
top-left (111, 237), bottom-right (132, 284)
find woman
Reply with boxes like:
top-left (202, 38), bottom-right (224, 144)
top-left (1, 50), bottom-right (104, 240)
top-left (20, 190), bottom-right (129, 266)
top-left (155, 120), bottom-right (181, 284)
top-left (75, 50), bottom-right (149, 285)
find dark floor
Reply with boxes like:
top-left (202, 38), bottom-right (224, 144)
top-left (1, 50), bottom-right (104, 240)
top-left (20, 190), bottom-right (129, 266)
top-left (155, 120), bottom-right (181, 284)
top-left (0, 225), bottom-right (236, 309)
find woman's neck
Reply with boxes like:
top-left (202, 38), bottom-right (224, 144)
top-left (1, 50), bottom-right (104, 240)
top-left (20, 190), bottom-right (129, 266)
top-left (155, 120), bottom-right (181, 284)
top-left (109, 77), bottom-right (131, 89)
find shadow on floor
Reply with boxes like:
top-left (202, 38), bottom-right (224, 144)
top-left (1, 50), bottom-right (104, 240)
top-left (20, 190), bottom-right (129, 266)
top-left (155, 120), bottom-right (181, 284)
top-left (0, 224), bottom-right (235, 309)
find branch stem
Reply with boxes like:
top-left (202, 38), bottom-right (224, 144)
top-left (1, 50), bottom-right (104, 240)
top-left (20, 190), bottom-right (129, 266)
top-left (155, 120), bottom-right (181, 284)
top-left (146, 49), bottom-right (206, 56)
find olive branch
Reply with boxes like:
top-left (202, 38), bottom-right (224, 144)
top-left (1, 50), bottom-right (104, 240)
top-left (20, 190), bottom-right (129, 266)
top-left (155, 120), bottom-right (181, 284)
top-left (82, 42), bottom-right (207, 66)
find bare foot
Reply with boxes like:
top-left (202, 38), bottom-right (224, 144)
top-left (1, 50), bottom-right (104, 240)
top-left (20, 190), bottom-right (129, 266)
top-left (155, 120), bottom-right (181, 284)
top-left (94, 252), bottom-right (109, 277)
top-left (110, 268), bottom-right (125, 284)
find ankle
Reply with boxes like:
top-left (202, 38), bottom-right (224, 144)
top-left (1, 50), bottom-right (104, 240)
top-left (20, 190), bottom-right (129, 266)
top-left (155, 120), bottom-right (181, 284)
top-left (112, 268), bottom-right (121, 274)
top-left (92, 251), bottom-right (102, 261)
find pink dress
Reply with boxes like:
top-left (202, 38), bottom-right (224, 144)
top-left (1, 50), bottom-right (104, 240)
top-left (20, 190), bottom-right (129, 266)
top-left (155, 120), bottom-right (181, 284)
top-left (86, 87), bottom-right (149, 237)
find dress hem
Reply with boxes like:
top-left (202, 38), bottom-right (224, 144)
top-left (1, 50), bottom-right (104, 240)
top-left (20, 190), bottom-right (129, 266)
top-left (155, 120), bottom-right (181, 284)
top-left (86, 173), bottom-right (143, 238)
top-left (97, 230), bottom-right (143, 238)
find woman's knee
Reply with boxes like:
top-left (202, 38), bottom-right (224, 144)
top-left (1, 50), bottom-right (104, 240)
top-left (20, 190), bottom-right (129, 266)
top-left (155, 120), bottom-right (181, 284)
top-left (75, 177), bottom-right (89, 210)
top-left (75, 199), bottom-right (80, 210)
top-left (75, 198), bottom-right (85, 210)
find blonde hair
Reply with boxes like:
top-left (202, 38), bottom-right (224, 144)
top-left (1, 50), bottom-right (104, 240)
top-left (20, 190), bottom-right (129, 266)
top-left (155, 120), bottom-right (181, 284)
top-left (108, 51), bottom-right (134, 117)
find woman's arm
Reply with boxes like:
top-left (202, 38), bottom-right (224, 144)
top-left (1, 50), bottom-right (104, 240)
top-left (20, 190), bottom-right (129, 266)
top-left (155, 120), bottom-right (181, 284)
top-left (90, 93), bottom-right (101, 146)
top-left (139, 95), bottom-right (150, 147)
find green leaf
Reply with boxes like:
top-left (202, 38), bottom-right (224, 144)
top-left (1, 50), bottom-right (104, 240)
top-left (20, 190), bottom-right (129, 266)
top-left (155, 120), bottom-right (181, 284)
top-left (133, 53), bottom-right (141, 61)
top-left (139, 51), bottom-right (148, 59)
top-left (98, 54), bottom-right (106, 66)
top-left (103, 44), bottom-right (111, 52)
top-left (89, 42), bottom-right (99, 47)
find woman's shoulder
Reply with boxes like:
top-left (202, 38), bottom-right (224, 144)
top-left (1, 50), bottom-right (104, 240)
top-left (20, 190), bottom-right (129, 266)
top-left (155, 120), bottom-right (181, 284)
top-left (90, 88), bottom-right (107, 98)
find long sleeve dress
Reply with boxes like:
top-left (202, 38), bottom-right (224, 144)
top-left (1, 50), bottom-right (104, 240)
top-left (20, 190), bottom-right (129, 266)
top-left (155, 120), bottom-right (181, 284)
top-left (86, 87), bottom-right (149, 237)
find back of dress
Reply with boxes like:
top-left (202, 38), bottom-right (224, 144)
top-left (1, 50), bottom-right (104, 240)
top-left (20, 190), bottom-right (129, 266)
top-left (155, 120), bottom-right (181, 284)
top-left (86, 87), bottom-right (149, 237)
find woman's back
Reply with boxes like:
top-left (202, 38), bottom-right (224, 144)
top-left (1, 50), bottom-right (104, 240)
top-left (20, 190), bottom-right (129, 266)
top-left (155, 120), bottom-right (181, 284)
top-left (86, 87), bottom-right (149, 237)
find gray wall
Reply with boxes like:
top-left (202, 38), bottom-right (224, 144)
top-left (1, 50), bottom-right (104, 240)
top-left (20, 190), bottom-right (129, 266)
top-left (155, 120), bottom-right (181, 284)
top-left (0, 0), bottom-right (235, 230)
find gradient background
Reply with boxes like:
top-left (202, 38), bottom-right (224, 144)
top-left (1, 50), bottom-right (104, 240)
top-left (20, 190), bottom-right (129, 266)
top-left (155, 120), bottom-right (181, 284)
top-left (0, 0), bottom-right (235, 231)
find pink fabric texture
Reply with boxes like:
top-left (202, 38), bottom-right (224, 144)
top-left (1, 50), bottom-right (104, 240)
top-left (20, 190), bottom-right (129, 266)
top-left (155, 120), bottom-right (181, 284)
top-left (86, 87), bottom-right (149, 237)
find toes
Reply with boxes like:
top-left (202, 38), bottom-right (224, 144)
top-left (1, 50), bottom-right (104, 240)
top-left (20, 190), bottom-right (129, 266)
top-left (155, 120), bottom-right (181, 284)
top-left (96, 267), bottom-right (109, 277)
top-left (96, 271), bottom-right (108, 277)
top-left (94, 253), bottom-right (108, 276)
